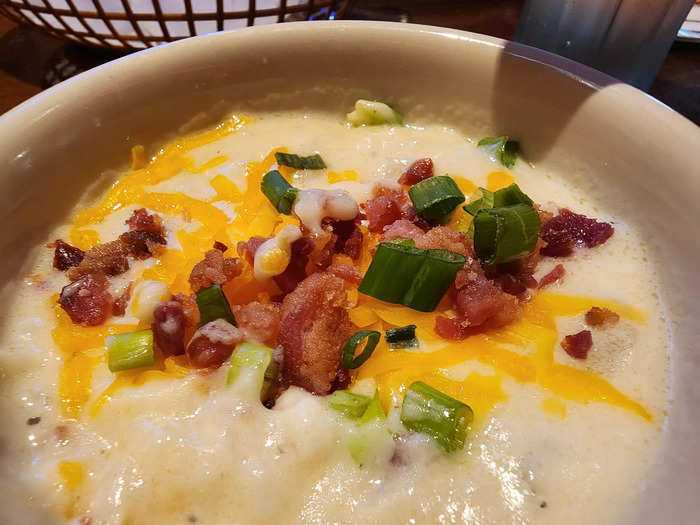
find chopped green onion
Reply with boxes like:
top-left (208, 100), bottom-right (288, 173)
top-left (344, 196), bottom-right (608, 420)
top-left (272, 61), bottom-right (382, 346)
top-left (358, 243), bottom-right (466, 313)
top-left (261, 170), bottom-right (298, 214)
top-left (408, 176), bottom-right (465, 224)
top-left (342, 330), bottom-right (381, 369)
top-left (463, 183), bottom-right (533, 216)
top-left (402, 249), bottom-right (466, 312)
top-left (477, 136), bottom-right (520, 168)
top-left (328, 390), bottom-right (372, 418)
top-left (274, 152), bottom-right (327, 170)
top-left (226, 342), bottom-right (275, 401)
top-left (358, 242), bottom-right (426, 304)
top-left (347, 391), bottom-right (394, 467)
top-left (196, 284), bottom-right (236, 327)
top-left (346, 99), bottom-right (403, 127)
top-left (400, 381), bottom-right (473, 452)
top-left (385, 324), bottom-right (417, 349)
top-left (106, 329), bottom-right (154, 372)
top-left (472, 204), bottom-right (541, 265)
top-left (463, 187), bottom-right (494, 216)
top-left (492, 183), bottom-right (533, 207)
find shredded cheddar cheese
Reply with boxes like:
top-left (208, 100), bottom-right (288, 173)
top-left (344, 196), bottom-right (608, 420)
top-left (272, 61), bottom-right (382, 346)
top-left (53, 115), bottom-right (653, 427)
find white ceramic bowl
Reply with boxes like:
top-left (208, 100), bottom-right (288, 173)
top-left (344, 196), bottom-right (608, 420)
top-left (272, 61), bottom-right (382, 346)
top-left (0, 21), bottom-right (698, 524)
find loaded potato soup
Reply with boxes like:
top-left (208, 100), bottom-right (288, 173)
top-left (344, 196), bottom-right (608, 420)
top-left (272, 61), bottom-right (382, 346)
top-left (0, 101), bottom-right (669, 525)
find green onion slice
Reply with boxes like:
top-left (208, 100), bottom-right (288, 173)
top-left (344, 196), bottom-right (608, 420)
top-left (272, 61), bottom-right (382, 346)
top-left (400, 381), bottom-right (473, 452)
top-left (196, 284), bottom-right (237, 326)
top-left (274, 152), bottom-right (327, 170)
top-left (358, 242), bottom-right (426, 304)
top-left (402, 249), bottom-right (466, 312)
top-left (346, 99), bottom-right (403, 127)
top-left (328, 390), bottom-right (372, 418)
top-left (477, 136), bottom-right (520, 168)
top-left (358, 243), bottom-right (466, 313)
top-left (463, 183), bottom-right (533, 216)
top-left (106, 329), bottom-right (154, 372)
top-left (463, 188), bottom-right (494, 216)
top-left (261, 170), bottom-right (298, 214)
top-left (342, 330), bottom-right (381, 369)
top-left (385, 324), bottom-right (418, 349)
top-left (226, 342), bottom-right (275, 401)
top-left (472, 204), bottom-right (541, 265)
top-left (408, 176), bottom-right (465, 224)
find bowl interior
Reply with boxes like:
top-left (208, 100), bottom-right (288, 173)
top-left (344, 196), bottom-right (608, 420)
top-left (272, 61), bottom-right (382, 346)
top-left (0, 21), bottom-right (698, 524)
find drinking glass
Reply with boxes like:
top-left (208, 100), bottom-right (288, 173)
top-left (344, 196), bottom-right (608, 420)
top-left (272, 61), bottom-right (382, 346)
top-left (514, 0), bottom-right (696, 90)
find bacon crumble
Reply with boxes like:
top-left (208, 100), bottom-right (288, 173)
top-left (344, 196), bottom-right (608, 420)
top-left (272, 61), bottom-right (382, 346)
top-left (186, 319), bottom-right (243, 368)
top-left (49, 239), bottom-right (84, 271)
top-left (119, 230), bottom-right (166, 259)
top-left (152, 301), bottom-right (186, 356)
top-left (189, 249), bottom-right (243, 292)
top-left (278, 272), bottom-right (351, 395)
top-left (59, 273), bottom-right (113, 326)
top-left (232, 301), bottom-right (281, 348)
top-left (538, 264), bottom-right (566, 289)
top-left (398, 158), bottom-right (434, 186)
top-left (125, 208), bottom-right (164, 236)
top-left (66, 240), bottom-right (130, 281)
top-left (585, 307), bottom-right (620, 327)
top-left (561, 330), bottom-right (593, 359)
top-left (541, 209), bottom-right (614, 257)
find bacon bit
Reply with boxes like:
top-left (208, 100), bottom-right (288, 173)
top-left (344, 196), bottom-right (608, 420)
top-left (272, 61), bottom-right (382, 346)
top-left (172, 293), bottom-right (199, 326)
top-left (273, 237), bottom-right (315, 294)
top-left (381, 219), bottom-right (425, 242)
top-left (279, 272), bottom-right (351, 395)
top-left (434, 316), bottom-right (470, 340)
top-left (119, 230), bottom-right (166, 259)
top-left (186, 319), bottom-right (243, 368)
top-left (541, 209), bottom-right (614, 257)
top-left (454, 278), bottom-right (521, 329)
top-left (329, 220), bottom-right (363, 260)
top-left (111, 283), bottom-right (132, 316)
top-left (237, 236), bottom-right (269, 266)
top-left (538, 264), bottom-right (566, 289)
top-left (328, 263), bottom-right (363, 285)
top-left (498, 274), bottom-right (527, 296)
top-left (49, 239), bottom-right (84, 271)
top-left (152, 301), bottom-right (186, 356)
top-left (414, 226), bottom-right (472, 257)
top-left (59, 273), bottom-right (113, 326)
top-left (189, 249), bottom-right (243, 292)
top-left (364, 185), bottom-right (430, 232)
top-left (398, 158), bottom-right (434, 186)
top-left (213, 241), bottom-right (228, 253)
top-left (362, 195), bottom-right (401, 233)
top-left (585, 307), bottom-right (620, 327)
top-left (561, 330), bottom-right (593, 359)
top-left (125, 208), bottom-right (164, 236)
top-left (232, 301), bottom-right (281, 348)
top-left (66, 240), bottom-right (129, 281)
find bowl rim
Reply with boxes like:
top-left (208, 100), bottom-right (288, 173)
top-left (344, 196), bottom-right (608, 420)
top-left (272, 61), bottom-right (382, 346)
top-left (0, 20), bottom-right (697, 131)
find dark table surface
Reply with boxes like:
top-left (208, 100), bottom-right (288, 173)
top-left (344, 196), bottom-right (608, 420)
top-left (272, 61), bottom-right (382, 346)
top-left (1, 0), bottom-right (699, 125)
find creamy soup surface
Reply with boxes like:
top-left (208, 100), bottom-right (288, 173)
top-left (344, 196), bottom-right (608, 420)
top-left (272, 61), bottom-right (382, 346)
top-left (0, 110), bottom-right (669, 525)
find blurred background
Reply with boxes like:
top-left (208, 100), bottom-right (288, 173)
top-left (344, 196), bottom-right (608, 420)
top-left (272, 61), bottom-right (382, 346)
top-left (0, 0), bottom-right (698, 123)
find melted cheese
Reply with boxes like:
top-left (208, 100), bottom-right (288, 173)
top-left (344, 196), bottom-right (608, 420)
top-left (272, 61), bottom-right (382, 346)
top-left (293, 188), bottom-right (359, 236)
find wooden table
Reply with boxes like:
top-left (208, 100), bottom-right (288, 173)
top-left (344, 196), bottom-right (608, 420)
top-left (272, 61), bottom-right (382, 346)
top-left (1, 0), bottom-right (698, 124)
